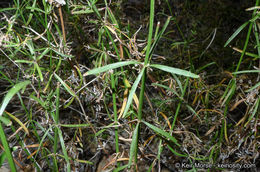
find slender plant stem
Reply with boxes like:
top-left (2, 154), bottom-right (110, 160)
top-left (111, 73), bottom-right (120, 161)
top-left (53, 83), bottom-right (60, 171)
top-left (171, 78), bottom-right (189, 130)
top-left (135, 0), bottom-right (155, 165)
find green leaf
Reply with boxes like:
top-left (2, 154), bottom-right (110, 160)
top-left (58, 128), bottom-right (71, 172)
top-left (37, 48), bottom-right (50, 60)
top-left (149, 16), bottom-right (171, 56)
top-left (128, 122), bottom-right (140, 168)
top-left (224, 21), bottom-right (249, 47)
top-left (167, 144), bottom-right (187, 157)
top-left (51, 48), bottom-right (74, 58)
top-left (15, 60), bottom-right (34, 64)
top-left (29, 94), bottom-right (47, 109)
top-left (233, 70), bottom-right (260, 74)
top-left (60, 124), bottom-right (90, 128)
top-left (150, 64), bottom-right (199, 78)
top-left (245, 98), bottom-right (259, 126)
top-left (54, 73), bottom-right (77, 97)
top-left (34, 63), bottom-right (43, 82)
top-left (84, 61), bottom-right (140, 76)
top-left (0, 116), bottom-right (12, 126)
top-left (0, 152), bottom-right (7, 167)
top-left (152, 83), bottom-right (181, 98)
top-left (246, 82), bottom-right (260, 92)
top-left (0, 124), bottom-right (16, 172)
top-left (221, 80), bottom-right (236, 106)
top-left (122, 68), bottom-right (145, 118)
top-left (142, 121), bottom-right (180, 146)
top-left (114, 164), bottom-right (128, 172)
top-left (0, 81), bottom-right (30, 116)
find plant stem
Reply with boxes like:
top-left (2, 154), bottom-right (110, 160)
top-left (135, 0), bottom-right (155, 165)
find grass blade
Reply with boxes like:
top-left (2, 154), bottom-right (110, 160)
top-left (122, 67), bottom-right (145, 118)
top-left (57, 128), bottom-right (71, 172)
top-left (0, 124), bottom-right (16, 172)
top-left (4, 111), bottom-right (29, 134)
top-left (142, 121), bottom-right (180, 146)
top-left (128, 122), bottom-right (140, 168)
top-left (0, 81), bottom-right (31, 116)
top-left (0, 116), bottom-right (12, 126)
top-left (150, 64), bottom-right (199, 78)
top-left (224, 21), bottom-right (249, 47)
top-left (54, 73), bottom-right (76, 97)
top-left (149, 16), bottom-right (171, 56)
top-left (83, 61), bottom-right (140, 76)
top-left (233, 70), bottom-right (260, 74)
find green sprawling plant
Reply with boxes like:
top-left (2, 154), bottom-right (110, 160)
top-left (84, 0), bottom-right (199, 169)
top-left (221, 0), bottom-right (260, 149)
top-left (1, 0), bottom-right (258, 171)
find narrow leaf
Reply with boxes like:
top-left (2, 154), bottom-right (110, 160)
top-left (122, 68), bottom-right (145, 118)
top-left (150, 64), bottom-right (199, 78)
top-left (54, 73), bottom-right (76, 97)
top-left (233, 70), bottom-right (260, 74)
top-left (128, 122), bottom-right (140, 168)
top-left (34, 63), bottom-right (43, 82)
top-left (246, 82), bottom-right (260, 92)
top-left (0, 116), bottom-right (12, 126)
top-left (60, 124), bottom-right (90, 128)
top-left (14, 60), bottom-right (34, 64)
top-left (224, 21), bottom-right (249, 47)
top-left (142, 121), bottom-right (180, 146)
top-left (58, 128), bottom-right (71, 172)
top-left (0, 81), bottom-right (30, 116)
top-left (83, 61), bottom-right (140, 76)
top-left (4, 111), bottom-right (29, 134)
top-left (167, 145), bottom-right (187, 157)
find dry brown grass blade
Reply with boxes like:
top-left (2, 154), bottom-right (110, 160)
top-left (143, 134), bottom-right (156, 147)
top-left (159, 112), bottom-right (171, 130)
top-left (230, 98), bottom-right (246, 111)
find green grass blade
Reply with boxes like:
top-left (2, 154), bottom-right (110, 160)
top-left (150, 64), bottom-right (199, 78)
top-left (233, 70), bottom-right (260, 74)
top-left (83, 61), bottom-right (140, 76)
top-left (0, 151), bottom-right (7, 167)
top-left (60, 124), bottom-right (90, 128)
top-left (122, 67), bottom-right (145, 118)
top-left (144, 0), bottom-right (155, 65)
top-left (149, 16), bottom-right (171, 56)
top-left (167, 145), bottom-right (187, 157)
top-left (245, 98), bottom-right (259, 126)
top-left (128, 122), bottom-right (140, 168)
top-left (0, 116), bottom-right (12, 126)
top-left (0, 81), bottom-right (30, 116)
top-left (54, 73), bottom-right (77, 97)
top-left (151, 83), bottom-right (181, 98)
top-left (25, 0), bottom-right (36, 25)
top-left (224, 21), bottom-right (249, 47)
top-left (172, 74), bottom-right (184, 94)
top-left (58, 128), bottom-right (71, 172)
top-left (29, 94), bottom-right (47, 109)
top-left (221, 80), bottom-right (236, 106)
top-left (114, 164), bottom-right (128, 172)
top-left (142, 121), bottom-right (180, 146)
top-left (0, 123), bottom-right (16, 172)
top-left (246, 82), bottom-right (260, 92)
top-left (14, 60), bottom-right (34, 64)
top-left (34, 63), bottom-right (43, 82)
top-left (37, 48), bottom-right (50, 61)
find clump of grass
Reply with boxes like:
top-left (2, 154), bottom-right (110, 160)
top-left (0, 0), bottom-right (259, 171)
